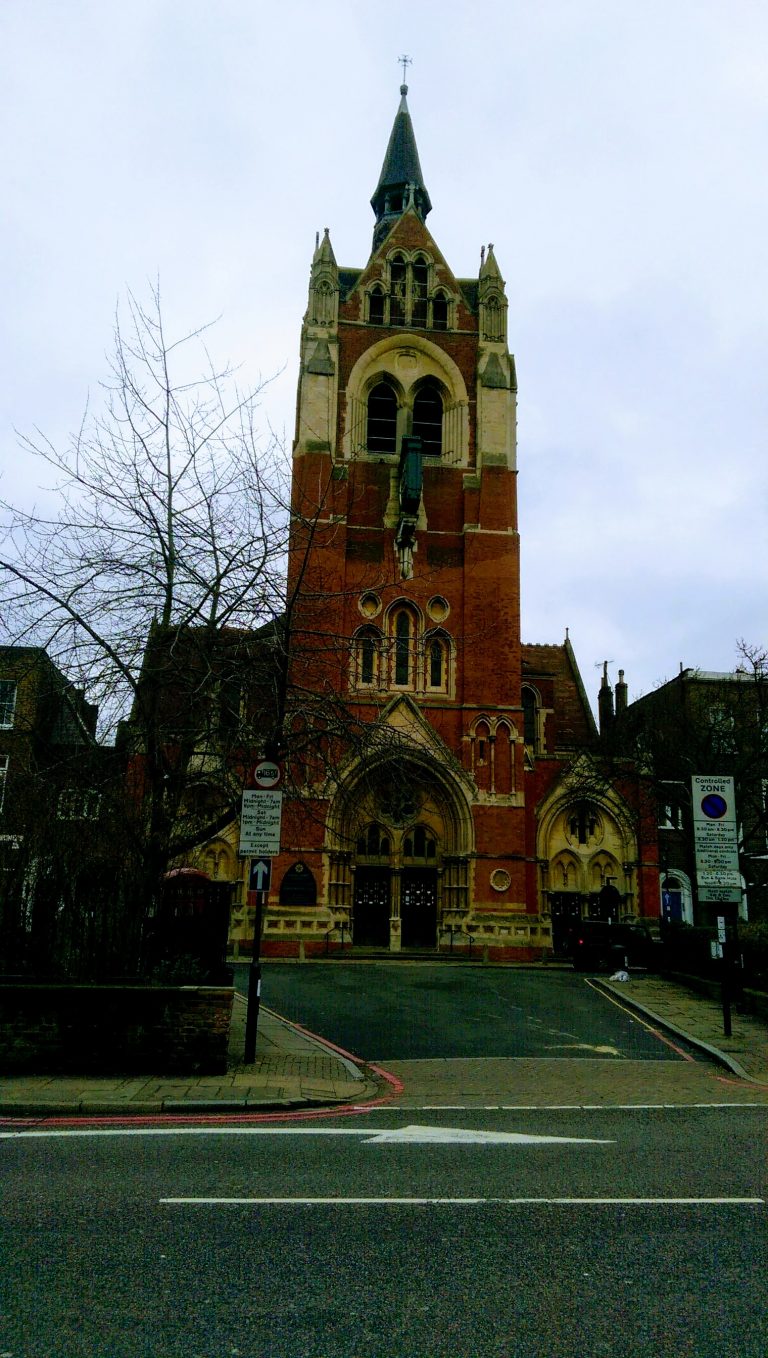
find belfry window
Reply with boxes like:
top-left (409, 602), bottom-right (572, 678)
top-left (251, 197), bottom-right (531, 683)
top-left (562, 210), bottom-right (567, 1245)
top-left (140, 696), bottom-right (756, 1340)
top-left (412, 380), bottom-right (443, 457)
top-left (411, 256), bottom-right (429, 326)
top-left (390, 256), bottom-right (407, 326)
top-left (366, 382), bottom-right (398, 453)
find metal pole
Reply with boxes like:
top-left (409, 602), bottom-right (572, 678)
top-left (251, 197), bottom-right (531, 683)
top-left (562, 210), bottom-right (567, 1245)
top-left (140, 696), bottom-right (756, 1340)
top-left (244, 889), bottom-right (265, 1063)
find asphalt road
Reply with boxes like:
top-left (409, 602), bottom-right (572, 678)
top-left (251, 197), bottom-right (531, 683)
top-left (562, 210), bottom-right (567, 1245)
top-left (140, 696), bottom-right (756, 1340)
top-left (240, 962), bottom-right (706, 1063)
top-left (2, 1106), bottom-right (766, 1357)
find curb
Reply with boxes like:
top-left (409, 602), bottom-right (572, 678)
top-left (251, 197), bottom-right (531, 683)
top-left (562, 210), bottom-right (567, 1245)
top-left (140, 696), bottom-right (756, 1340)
top-left (596, 981), bottom-right (756, 1083)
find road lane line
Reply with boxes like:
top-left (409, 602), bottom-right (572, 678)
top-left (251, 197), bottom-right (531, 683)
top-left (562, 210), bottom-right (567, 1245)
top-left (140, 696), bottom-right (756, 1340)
top-left (159, 1196), bottom-right (765, 1207)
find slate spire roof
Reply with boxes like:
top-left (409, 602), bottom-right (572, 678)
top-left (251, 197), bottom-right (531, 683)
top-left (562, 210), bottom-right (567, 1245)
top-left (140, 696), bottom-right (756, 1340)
top-left (370, 84), bottom-right (432, 251)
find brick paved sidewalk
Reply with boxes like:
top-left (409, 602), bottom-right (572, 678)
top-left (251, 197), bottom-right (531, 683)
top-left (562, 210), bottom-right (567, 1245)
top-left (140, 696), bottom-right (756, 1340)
top-left (600, 974), bottom-right (768, 1084)
top-left (0, 995), bottom-right (380, 1116)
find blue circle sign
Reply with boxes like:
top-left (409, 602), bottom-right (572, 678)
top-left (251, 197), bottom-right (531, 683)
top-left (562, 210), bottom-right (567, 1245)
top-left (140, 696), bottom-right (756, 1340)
top-left (701, 793), bottom-right (728, 819)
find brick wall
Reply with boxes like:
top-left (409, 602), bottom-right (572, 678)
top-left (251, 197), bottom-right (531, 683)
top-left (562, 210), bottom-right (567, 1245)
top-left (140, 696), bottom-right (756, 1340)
top-left (0, 984), bottom-right (234, 1075)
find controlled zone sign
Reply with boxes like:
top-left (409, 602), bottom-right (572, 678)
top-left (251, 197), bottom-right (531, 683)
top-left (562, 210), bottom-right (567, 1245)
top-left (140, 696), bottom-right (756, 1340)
top-left (239, 789), bottom-right (283, 856)
top-left (691, 774), bottom-right (741, 904)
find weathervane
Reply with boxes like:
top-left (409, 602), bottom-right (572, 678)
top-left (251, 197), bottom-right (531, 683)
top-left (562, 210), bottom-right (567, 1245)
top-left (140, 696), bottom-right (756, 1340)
top-left (398, 54), bottom-right (412, 85)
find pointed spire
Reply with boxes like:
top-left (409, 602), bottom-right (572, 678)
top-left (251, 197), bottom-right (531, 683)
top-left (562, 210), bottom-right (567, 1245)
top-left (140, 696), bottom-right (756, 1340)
top-left (370, 84), bottom-right (432, 251)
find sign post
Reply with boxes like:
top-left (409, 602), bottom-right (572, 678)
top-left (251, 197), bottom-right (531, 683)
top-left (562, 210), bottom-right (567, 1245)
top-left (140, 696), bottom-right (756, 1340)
top-left (691, 776), bottom-right (740, 1036)
top-left (241, 763), bottom-right (282, 1064)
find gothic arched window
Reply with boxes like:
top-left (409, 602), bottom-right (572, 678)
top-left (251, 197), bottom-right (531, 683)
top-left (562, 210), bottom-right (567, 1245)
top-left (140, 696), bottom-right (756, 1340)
top-left (394, 609), bottom-right (412, 686)
top-left (354, 627), bottom-right (381, 688)
top-left (425, 631), bottom-right (450, 693)
top-left (390, 255), bottom-right (407, 326)
top-left (412, 256), bottom-right (429, 326)
top-left (369, 285), bottom-right (385, 325)
top-left (432, 291), bottom-right (448, 330)
top-left (412, 380), bottom-right (443, 457)
top-left (366, 381), bottom-right (398, 453)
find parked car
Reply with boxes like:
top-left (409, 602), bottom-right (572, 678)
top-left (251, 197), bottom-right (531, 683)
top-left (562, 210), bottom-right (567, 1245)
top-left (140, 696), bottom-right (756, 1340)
top-left (571, 919), bottom-right (657, 972)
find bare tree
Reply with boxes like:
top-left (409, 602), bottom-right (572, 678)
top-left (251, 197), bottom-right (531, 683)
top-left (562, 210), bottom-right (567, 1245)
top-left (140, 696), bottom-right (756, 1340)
top-left (0, 286), bottom-right (291, 924)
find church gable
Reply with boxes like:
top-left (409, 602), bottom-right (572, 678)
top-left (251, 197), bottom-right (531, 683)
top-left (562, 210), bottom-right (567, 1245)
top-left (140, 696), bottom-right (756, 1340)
top-left (340, 211), bottom-right (475, 333)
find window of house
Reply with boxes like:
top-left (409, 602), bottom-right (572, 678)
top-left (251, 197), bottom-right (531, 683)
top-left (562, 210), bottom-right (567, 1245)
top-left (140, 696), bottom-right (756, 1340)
top-left (57, 787), bottom-right (101, 820)
top-left (366, 382), bottom-right (398, 453)
top-left (0, 756), bottom-right (7, 813)
top-left (0, 682), bottom-right (17, 729)
top-left (659, 802), bottom-right (682, 829)
top-left (412, 380), bottom-right (443, 457)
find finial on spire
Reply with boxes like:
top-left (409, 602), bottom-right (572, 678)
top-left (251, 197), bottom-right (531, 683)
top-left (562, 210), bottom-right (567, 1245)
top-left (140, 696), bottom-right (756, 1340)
top-left (398, 53), bottom-right (412, 89)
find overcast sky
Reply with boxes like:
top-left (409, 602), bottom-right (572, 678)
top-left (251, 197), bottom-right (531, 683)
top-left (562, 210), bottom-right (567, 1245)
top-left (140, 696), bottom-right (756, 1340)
top-left (2, 0), bottom-right (766, 709)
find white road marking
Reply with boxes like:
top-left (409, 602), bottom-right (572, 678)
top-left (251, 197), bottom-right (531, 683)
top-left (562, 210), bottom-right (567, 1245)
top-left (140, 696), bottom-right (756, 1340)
top-left (362, 1125), bottom-right (612, 1144)
top-left (0, 1123), bottom-right (612, 1145)
top-left (160, 1196), bottom-right (765, 1207)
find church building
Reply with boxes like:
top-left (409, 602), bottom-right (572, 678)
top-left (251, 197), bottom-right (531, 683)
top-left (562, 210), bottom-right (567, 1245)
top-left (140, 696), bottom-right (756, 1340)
top-left (251, 85), bottom-right (661, 958)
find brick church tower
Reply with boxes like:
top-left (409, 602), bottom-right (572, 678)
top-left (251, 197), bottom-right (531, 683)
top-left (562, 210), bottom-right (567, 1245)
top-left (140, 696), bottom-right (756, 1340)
top-left (259, 82), bottom-right (542, 958)
top-left (243, 84), bottom-right (658, 961)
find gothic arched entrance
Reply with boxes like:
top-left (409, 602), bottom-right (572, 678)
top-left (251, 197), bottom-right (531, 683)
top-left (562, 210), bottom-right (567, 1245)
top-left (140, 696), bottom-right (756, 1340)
top-left (328, 744), bottom-right (474, 952)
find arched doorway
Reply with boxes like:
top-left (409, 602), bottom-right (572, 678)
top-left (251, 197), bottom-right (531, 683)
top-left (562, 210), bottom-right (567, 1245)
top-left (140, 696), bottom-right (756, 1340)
top-left (328, 739), bottom-right (474, 951)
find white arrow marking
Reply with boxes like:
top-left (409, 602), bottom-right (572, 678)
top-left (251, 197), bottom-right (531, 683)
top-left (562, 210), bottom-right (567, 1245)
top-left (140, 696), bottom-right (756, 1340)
top-left (0, 1123), bottom-right (613, 1144)
top-left (361, 1124), bottom-right (612, 1145)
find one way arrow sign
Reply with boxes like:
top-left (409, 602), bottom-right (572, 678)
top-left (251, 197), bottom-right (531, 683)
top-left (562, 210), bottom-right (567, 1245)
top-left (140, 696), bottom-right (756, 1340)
top-left (249, 858), bottom-right (272, 891)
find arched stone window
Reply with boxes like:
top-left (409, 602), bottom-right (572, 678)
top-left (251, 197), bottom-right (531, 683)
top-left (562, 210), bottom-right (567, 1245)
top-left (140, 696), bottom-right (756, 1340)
top-left (369, 285), bottom-right (385, 325)
top-left (356, 823), bottom-right (391, 859)
top-left (393, 609), bottom-right (412, 686)
top-left (473, 718), bottom-right (492, 793)
top-left (353, 626), bottom-right (382, 688)
top-left (390, 255), bottom-right (407, 326)
top-left (412, 379), bottom-right (443, 457)
top-left (412, 256), bottom-right (429, 327)
top-left (432, 291), bottom-right (448, 330)
top-left (566, 802), bottom-right (602, 848)
top-left (425, 629), bottom-right (451, 694)
top-left (279, 862), bottom-right (317, 906)
top-left (403, 824), bottom-right (437, 860)
top-left (366, 381), bottom-right (398, 453)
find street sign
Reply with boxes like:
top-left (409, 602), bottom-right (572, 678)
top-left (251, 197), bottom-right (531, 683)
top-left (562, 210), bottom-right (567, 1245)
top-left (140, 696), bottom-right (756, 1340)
top-left (249, 858), bottom-right (272, 892)
top-left (253, 760), bottom-right (280, 788)
top-left (239, 789), bottom-right (283, 856)
top-left (691, 775), bottom-right (741, 893)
